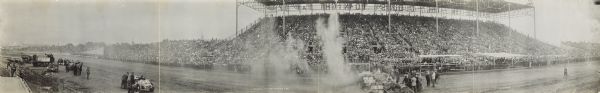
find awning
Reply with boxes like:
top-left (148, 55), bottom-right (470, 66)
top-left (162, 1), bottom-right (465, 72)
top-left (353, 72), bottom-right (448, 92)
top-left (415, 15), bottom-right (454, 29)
top-left (474, 52), bottom-right (526, 58)
top-left (418, 55), bottom-right (463, 58)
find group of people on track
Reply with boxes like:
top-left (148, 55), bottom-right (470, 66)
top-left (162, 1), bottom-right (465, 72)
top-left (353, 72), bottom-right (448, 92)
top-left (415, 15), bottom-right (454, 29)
top-left (122, 72), bottom-right (153, 93)
top-left (401, 69), bottom-right (440, 93)
top-left (6, 61), bottom-right (18, 77)
top-left (3, 55), bottom-right (92, 82)
top-left (59, 58), bottom-right (91, 79)
top-left (360, 65), bottom-right (443, 93)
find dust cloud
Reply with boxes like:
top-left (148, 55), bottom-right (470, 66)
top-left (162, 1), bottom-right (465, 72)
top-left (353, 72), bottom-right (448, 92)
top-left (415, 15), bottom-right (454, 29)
top-left (316, 13), bottom-right (357, 87)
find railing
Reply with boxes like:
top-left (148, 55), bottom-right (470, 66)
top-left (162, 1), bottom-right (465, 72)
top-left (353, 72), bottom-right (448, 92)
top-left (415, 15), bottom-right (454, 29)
top-left (226, 17), bottom-right (267, 40)
top-left (17, 76), bottom-right (32, 93)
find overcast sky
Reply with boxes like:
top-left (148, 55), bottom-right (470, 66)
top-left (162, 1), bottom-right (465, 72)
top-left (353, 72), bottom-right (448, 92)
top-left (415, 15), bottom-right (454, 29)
top-left (531, 0), bottom-right (600, 45)
top-left (0, 0), bottom-right (261, 45)
top-left (0, 0), bottom-right (597, 46)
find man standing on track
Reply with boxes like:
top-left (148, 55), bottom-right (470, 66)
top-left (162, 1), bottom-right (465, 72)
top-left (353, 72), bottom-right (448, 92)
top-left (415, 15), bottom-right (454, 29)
top-left (402, 74), bottom-right (411, 88)
top-left (6, 61), bottom-right (11, 70)
top-left (410, 75), bottom-right (418, 92)
top-left (425, 70), bottom-right (431, 87)
top-left (432, 69), bottom-right (438, 87)
top-left (86, 66), bottom-right (91, 80)
top-left (66, 62), bottom-right (71, 72)
top-left (563, 67), bottom-right (568, 79)
top-left (64, 60), bottom-right (68, 67)
top-left (128, 72), bottom-right (135, 93)
top-left (10, 64), bottom-right (17, 77)
top-left (122, 72), bottom-right (129, 88)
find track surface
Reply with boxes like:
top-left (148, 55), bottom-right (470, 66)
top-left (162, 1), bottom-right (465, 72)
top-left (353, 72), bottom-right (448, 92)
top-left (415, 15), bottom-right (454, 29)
top-left (0, 61), bottom-right (30, 93)
top-left (50, 54), bottom-right (600, 93)
top-left (423, 61), bottom-right (600, 93)
top-left (52, 55), bottom-right (269, 93)
top-left (0, 77), bottom-right (30, 93)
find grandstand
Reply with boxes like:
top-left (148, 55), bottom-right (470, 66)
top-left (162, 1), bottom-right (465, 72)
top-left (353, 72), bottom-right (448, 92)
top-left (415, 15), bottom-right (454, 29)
top-left (102, 0), bottom-right (562, 72)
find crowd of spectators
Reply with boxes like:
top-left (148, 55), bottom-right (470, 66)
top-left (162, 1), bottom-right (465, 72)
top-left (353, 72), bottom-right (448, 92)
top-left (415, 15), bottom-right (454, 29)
top-left (273, 14), bottom-right (562, 72)
top-left (103, 43), bottom-right (159, 64)
top-left (102, 19), bottom-right (273, 72)
top-left (101, 14), bottom-right (564, 73)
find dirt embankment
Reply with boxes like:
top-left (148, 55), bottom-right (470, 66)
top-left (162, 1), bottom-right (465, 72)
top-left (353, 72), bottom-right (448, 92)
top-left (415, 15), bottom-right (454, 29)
top-left (1, 60), bottom-right (90, 93)
top-left (19, 67), bottom-right (92, 93)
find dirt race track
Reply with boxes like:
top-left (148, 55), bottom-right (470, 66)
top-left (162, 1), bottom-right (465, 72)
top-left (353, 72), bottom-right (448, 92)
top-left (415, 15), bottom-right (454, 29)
top-left (49, 54), bottom-right (600, 93)
top-left (423, 61), bottom-right (600, 93)
top-left (52, 54), bottom-right (273, 93)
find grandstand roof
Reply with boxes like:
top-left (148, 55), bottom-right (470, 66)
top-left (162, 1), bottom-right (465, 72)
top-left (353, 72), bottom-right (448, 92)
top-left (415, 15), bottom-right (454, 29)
top-left (254, 0), bottom-right (532, 13)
